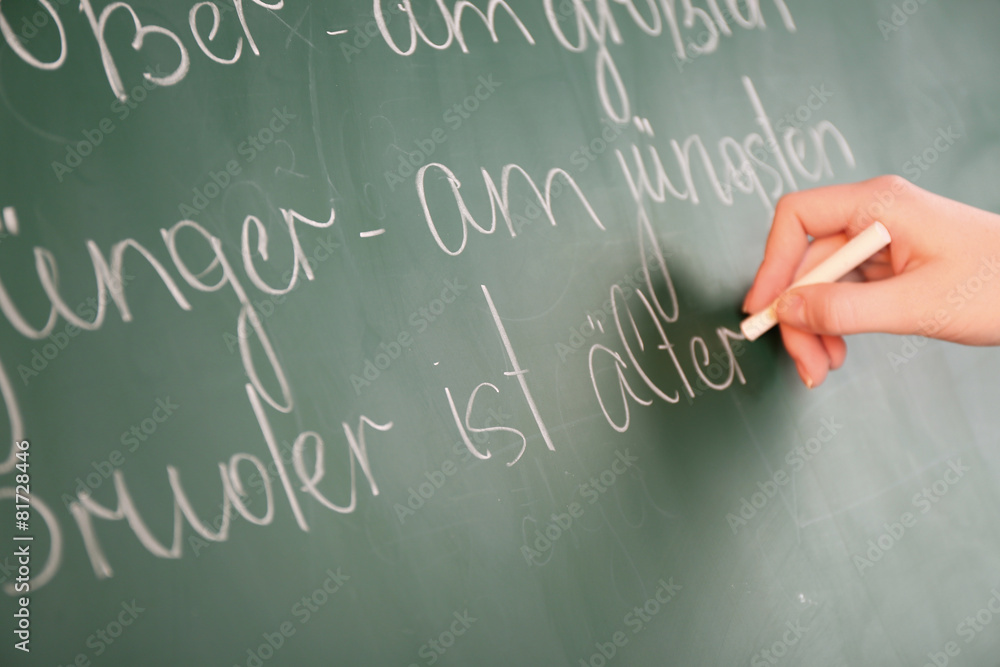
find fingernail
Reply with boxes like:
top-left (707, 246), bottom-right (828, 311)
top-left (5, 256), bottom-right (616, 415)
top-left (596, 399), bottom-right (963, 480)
top-left (775, 292), bottom-right (806, 328)
top-left (795, 361), bottom-right (814, 389)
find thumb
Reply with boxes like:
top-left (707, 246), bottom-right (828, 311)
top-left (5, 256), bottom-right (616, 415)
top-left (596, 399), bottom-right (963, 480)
top-left (774, 279), bottom-right (919, 336)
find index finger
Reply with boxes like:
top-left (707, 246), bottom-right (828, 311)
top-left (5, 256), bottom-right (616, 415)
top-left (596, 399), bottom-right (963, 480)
top-left (743, 177), bottom-right (894, 314)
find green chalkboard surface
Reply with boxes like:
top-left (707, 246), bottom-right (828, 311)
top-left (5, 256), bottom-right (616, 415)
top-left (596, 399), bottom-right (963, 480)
top-left (3, 1), bottom-right (1000, 665)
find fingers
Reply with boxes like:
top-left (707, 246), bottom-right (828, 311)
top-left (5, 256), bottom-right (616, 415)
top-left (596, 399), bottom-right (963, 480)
top-left (790, 233), bottom-right (848, 280)
top-left (780, 332), bottom-right (845, 388)
top-left (775, 276), bottom-right (922, 337)
top-left (779, 325), bottom-right (830, 388)
top-left (773, 268), bottom-right (918, 387)
top-left (743, 178), bottom-right (903, 313)
top-left (858, 257), bottom-right (895, 282)
top-left (741, 177), bottom-right (931, 387)
top-left (822, 334), bottom-right (847, 369)
top-left (743, 234), bottom-right (846, 326)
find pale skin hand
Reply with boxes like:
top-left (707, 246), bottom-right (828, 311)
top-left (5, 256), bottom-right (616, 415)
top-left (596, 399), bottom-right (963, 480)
top-left (742, 175), bottom-right (1000, 388)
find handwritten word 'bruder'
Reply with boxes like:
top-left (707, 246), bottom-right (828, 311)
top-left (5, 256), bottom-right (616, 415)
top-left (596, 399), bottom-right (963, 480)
top-left (0, 201), bottom-right (398, 590)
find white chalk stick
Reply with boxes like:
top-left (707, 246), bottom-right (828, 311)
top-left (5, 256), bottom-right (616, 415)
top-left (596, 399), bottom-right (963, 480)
top-left (741, 221), bottom-right (892, 341)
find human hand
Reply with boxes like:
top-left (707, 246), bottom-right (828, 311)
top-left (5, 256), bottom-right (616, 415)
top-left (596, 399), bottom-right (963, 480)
top-left (742, 175), bottom-right (1000, 388)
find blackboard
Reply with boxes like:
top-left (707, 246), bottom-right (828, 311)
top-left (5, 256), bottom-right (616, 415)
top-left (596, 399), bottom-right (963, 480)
top-left (3, 1), bottom-right (1000, 665)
